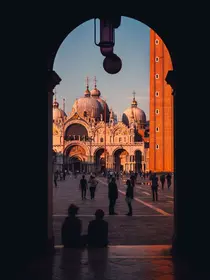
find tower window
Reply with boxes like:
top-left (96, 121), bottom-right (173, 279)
top-left (156, 144), bottom-right (159, 149)
top-left (155, 74), bottom-right (159, 79)
top-left (155, 56), bottom-right (159, 62)
top-left (156, 109), bottom-right (159, 114)
top-left (155, 91), bottom-right (159, 97)
top-left (156, 127), bottom-right (159, 132)
top-left (100, 138), bottom-right (103, 143)
top-left (155, 39), bottom-right (159, 45)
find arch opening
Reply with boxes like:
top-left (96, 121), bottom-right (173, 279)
top-left (65, 123), bottom-right (88, 141)
top-left (113, 148), bottom-right (129, 172)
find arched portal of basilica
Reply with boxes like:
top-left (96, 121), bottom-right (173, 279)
top-left (113, 149), bottom-right (129, 172)
top-left (135, 150), bottom-right (142, 173)
top-left (65, 145), bottom-right (89, 173)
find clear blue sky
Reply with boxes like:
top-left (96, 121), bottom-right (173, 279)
top-left (54, 17), bottom-right (150, 119)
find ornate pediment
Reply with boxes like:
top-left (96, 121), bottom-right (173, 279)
top-left (70, 112), bottom-right (80, 120)
top-left (113, 122), bottom-right (129, 135)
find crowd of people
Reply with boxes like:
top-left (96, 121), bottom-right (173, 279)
top-left (60, 170), bottom-right (172, 248)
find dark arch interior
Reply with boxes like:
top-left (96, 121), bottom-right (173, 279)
top-left (69, 156), bottom-right (81, 173)
top-left (114, 148), bottom-right (128, 172)
top-left (95, 148), bottom-right (105, 172)
top-left (65, 123), bottom-right (88, 140)
top-left (135, 150), bottom-right (142, 172)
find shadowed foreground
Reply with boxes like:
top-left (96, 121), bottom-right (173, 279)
top-left (20, 245), bottom-right (203, 280)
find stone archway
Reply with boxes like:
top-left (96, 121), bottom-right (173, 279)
top-left (45, 14), bottom-right (177, 258)
top-left (69, 156), bottom-right (82, 173)
top-left (94, 148), bottom-right (110, 173)
top-left (113, 148), bottom-right (129, 172)
top-left (134, 150), bottom-right (142, 173)
top-left (66, 145), bottom-right (86, 173)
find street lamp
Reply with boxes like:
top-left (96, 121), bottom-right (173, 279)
top-left (94, 18), bottom-right (115, 56)
top-left (94, 17), bottom-right (122, 74)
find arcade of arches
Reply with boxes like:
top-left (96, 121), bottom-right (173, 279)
top-left (53, 98), bottom-right (147, 173)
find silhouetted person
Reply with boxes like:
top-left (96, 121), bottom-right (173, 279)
top-left (61, 204), bottom-right (86, 248)
top-left (108, 177), bottom-right (118, 215)
top-left (80, 175), bottom-right (87, 200)
top-left (166, 173), bottom-right (172, 189)
top-left (130, 174), bottom-right (135, 187)
top-left (125, 179), bottom-right (134, 216)
top-left (54, 171), bottom-right (58, 187)
top-left (151, 173), bottom-right (158, 201)
top-left (88, 209), bottom-right (108, 248)
top-left (88, 175), bottom-right (98, 200)
top-left (160, 174), bottom-right (165, 190)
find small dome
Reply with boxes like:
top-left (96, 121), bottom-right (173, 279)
top-left (53, 108), bottom-right (66, 121)
top-left (91, 87), bottom-right (101, 97)
top-left (122, 93), bottom-right (146, 126)
top-left (131, 98), bottom-right (137, 106)
top-left (53, 99), bottom-right (59, 108)
top-left (91, 76), bottom-right (101, 97)
top-left (52, 97), bottom-right (67, 121)
top-left (84, 86), bottom-right (91, 97)
top-left (122, 107), bottom-right (146, 126)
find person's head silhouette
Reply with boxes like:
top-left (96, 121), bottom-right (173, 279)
top-left (95, 209), bottom-right (104, 220)
top-left (68, 204), bottom-right (79, 216)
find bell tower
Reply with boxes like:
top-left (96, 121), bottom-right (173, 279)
top-left (149, 29), bottom-right (174, 172)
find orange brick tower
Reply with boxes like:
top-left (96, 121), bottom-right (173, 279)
top-left (149, 30), bottom-right (174, 172)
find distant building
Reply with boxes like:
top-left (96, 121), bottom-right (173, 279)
top-left (53, 78), bottom-right (149, 173)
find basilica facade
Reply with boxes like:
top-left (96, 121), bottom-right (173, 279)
top-left (53, 80), bottom-right (149, 173)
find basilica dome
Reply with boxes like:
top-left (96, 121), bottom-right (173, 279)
top-left (90, 78), bottom-right (109, 121)
top-left (122, 95), bottom-right (146, 126)
top-left (53, 99), bottom-right (67, 121)
top-left (72, 95), bottom-right (103, 119)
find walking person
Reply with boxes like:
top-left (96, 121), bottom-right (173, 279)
top-left (125, 179), bottom-right (134, 216)
top-left (166, 173), bottom-right (172, 189)
top-left (88, 175), bottom-right (98, 200)
top-left (160, 174), bottom-right (165, 190)
top-left (79, 174), bottom-right (88, 200)
top-left (108, 177), bottom-right (118, 215)
top-left (151, 173), bottom-right (158, 201)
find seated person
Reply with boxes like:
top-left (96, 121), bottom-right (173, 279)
top-left (87, 209), bottom-right (108, 248)
top-left (61, 204), bottom-right (86, 248)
